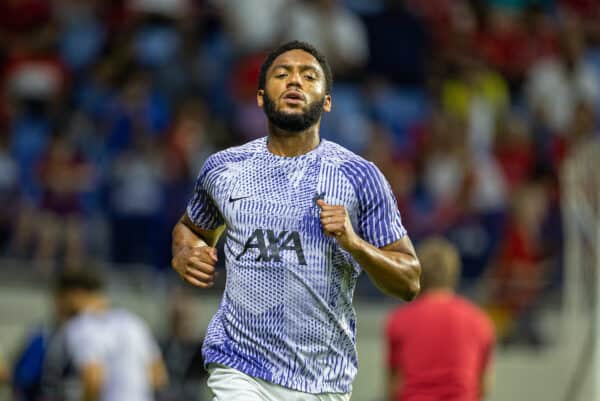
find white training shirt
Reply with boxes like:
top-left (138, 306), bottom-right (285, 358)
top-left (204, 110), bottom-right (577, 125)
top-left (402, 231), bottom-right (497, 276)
top-left (187, 137), bottom-right (406, 393)
top-left (65, 308), bottom-right (161, 401)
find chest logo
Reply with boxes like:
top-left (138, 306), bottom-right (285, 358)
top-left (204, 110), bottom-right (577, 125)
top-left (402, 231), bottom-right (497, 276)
top-left (229, 195), bottom-right (252, 203)
top-left (236, 229), bottom-right (307, 265)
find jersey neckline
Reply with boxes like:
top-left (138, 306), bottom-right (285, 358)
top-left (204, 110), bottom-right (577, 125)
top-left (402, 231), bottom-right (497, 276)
top-left (261, 136), bottom-right (326, 161)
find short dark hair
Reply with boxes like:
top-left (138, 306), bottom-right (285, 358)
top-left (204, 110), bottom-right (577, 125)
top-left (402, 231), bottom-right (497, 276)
top-left (258, 40), bottom-right (333, 94)
top-left (417, 237), bottom-right (461, 292)
top-left (54, 268), bottom-right (104, 294)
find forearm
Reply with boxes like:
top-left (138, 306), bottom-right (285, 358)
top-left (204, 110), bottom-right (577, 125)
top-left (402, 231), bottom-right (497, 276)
top-left (347, 238), bottom-right (420, 300)
top-left (172, 220), bottom-right (209, 256)
top-left (150, 358), bottom-right (168, 391)
top-left (80, 365), bottom-right (103, 401)
top-left (387, 369), bottom-right (403, 401)
top-left (82, 387), bottom-right (100, 401)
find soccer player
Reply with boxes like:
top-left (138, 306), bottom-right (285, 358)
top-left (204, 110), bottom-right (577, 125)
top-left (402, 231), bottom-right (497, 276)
top-left (385, 237), bottom-right (495, 401)
top-left (171, 40), bottom-right (421, 401)
top-left (57, 269), bottom-right (168, 401)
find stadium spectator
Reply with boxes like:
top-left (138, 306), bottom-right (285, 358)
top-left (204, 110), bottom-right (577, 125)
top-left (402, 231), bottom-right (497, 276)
top-left (487, 183), bottom-right (551, 347)
top-left (363, 0), bottom-right (431, 86)
top-left (35, 133), bottom-right (93, 272)
top-left (214, 0), bottom-right (288, 53)
top-left (280, 0), bottom-right (369, 77)
top-left (494, 112), bottom-right (537, 192)
top-left (108, 134), bottom-right (166, 268)
top-left (0, 133), bottom-right (18, 252)
top-left (58, 268), bottom-right (168, 401)
top-left (525, 17), bottom-right (599, 134)
top-left (11, 268), bottom-right (77, 401)
top-left (385, 237), bottom-right (495, 401)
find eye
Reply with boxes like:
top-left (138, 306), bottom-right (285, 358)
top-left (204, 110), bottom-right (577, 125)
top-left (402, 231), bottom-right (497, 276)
top-left (305, 75), bottom-right (317, 81)
top-left (275, 73), bottom-right (287, 79)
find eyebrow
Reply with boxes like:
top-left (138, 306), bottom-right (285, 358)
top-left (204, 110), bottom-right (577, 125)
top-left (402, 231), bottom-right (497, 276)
top-left (271, 64), bottom-right (320, 74)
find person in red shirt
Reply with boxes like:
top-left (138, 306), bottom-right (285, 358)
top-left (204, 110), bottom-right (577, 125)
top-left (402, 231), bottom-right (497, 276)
top-left (385, 237), bottom-right (495, 401)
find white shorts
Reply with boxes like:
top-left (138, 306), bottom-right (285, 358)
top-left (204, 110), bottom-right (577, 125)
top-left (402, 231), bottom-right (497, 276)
top-left (207, 364), bottom-right (352, 401)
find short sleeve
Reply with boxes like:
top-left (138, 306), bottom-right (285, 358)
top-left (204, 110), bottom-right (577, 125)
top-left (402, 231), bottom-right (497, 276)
top-left (65, 319), bottom-right (106, 368)
top-left (186, 157), bottom-right (225, 230)
top-left (357, 163), bottom-right (406, 248)
top-left (137, 319), bottom-right (162, 362)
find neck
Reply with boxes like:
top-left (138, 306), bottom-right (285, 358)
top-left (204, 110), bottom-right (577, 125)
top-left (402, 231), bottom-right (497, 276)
top-left (267, 123), bottom-right (321, 157)
top-left (422, 288), bottom-right (454, 297)
top-left (81, 295), bottom-right (109, 314)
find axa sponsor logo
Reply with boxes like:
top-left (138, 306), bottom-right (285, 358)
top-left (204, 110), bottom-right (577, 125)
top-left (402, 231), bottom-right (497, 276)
top-left (236, 229), bottom-right (306, 265)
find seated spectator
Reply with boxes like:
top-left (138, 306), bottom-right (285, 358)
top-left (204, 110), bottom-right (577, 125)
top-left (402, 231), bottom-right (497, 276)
top-left (363, 1), bottom-right (431, 86)
top-left (108, 134), bottom-right (166, 268)
top-left (0, 133), bottom-right (18, 253)
top-left (280, 0), bottom-right (368, 78)
top-left (487, 183), bottom-right (551, 347)
top-left (35, 133), bottom-right (93, 272)
top-left (494, 112), bottom-right (536, 192)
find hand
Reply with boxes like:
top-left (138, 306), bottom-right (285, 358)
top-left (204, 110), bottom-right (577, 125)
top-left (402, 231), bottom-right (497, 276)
top-left (317, 199), bottom-right (359, 251)
top-left (172, 246), bottom-right (218, 288)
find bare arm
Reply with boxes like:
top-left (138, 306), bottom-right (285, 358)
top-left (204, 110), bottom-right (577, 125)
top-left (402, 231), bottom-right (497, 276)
top-left (172, 213), bottom-right (224, 250)
top-left (387, 368), bottom-right (403, 401)
top-left (480, 365), bottom-right (494, 399)
top-left (149, 357), bottom-right (168, 391)
top-left (347, 236), bottom-right (420, 301)
top-left (80, 363), bottom-right (104, 401)
top-left (171, 213), bottom-right (225, 288)
top-left (479, 338), bottom-right (495, 400)
top-left (317, 200), bottom-right (420, 300)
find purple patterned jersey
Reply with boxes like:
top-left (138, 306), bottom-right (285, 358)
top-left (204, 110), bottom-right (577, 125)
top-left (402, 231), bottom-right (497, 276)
top-left (186, 137), bottom-right (406, 393)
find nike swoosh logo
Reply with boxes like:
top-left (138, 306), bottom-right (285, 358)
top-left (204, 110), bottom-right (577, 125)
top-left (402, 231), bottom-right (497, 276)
top-left (229, 195), bottom-right (252, 203)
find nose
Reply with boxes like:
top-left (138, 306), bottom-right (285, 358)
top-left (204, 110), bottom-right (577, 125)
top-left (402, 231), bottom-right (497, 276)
top-left (286, 70), bottom-right (303, 88)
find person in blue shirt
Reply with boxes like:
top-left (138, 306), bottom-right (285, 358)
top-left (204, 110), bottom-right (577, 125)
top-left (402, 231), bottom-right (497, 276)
top-left (171, 40), bottom-right (421, 401)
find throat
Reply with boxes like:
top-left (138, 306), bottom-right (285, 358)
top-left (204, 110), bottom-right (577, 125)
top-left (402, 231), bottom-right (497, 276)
top-left (267, 129), bottom-right (321, 157)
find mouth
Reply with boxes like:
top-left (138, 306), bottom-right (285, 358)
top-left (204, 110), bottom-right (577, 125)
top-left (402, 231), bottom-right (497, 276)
top-left (282, 91), bottom-right (306, 104)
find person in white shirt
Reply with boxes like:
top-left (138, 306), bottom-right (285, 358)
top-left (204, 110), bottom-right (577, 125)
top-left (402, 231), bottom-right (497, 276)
top-left (56, 269), bottom-right (168, 401)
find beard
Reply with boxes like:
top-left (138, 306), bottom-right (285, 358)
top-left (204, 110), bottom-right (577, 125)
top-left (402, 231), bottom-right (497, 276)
top-left (262, 92), bottom-right (325, 134)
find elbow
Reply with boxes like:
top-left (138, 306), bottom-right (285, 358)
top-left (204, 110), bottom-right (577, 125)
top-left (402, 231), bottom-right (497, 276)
top-left (404, 279), bottom-right (420, 301)
top-left (381, 282), bottom-right (419, 301)
top-left (396, 260), bottom-right (421, 301)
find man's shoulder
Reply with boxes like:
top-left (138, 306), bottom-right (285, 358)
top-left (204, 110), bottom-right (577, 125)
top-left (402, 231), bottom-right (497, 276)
top-left (452, 296), bottom-right (495, 335)
top-left (320, 140), bottom-right (379, 176)
top-left (203, 138), bottom-right (263, 172)
top-left (107, 308), bottom-right (152, 332)
top-left (64, 312), bottom-right (101, 343)
top-left (66, 312), bottom-right (94, 328)
top-left (321, 140), bottom-right (368, 164)
top-left (67, 309), bottom-right (141, 330)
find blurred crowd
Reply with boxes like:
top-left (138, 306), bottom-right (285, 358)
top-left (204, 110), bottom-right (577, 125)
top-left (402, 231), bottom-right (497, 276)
top-left (1, 0), bottom-right (600, 345)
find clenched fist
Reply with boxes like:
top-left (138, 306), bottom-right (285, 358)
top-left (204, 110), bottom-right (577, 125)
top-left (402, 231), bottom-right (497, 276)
top-left (172, 245), bottom-right (218, 288)
top-left (317, 199), bottom-right (359, 251)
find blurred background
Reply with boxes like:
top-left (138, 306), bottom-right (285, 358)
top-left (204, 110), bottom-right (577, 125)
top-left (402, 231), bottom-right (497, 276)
top-left (0, 0), bottom-right (599, 400)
